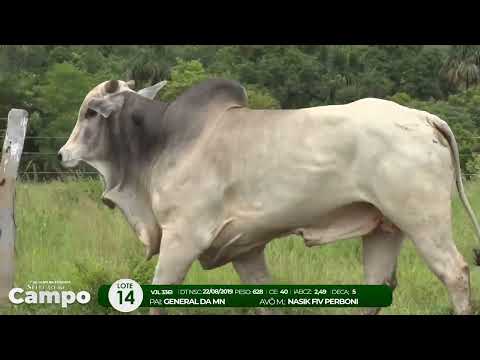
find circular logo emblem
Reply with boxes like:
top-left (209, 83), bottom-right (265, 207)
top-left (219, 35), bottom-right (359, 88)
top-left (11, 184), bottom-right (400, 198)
top-left (108, 279), bottom-right (143, 313)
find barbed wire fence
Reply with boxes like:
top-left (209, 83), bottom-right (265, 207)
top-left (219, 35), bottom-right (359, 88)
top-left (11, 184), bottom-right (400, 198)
top-left (0, 116), bottom-right (99, 182)
top-left (2, 116), bottom-right (480, 182)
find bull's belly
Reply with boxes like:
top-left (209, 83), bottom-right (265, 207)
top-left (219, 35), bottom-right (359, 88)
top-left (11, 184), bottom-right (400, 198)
top-left (198, 202), bottom-right (396, 270)
top-left (292, 202), bottom-right (397, 247)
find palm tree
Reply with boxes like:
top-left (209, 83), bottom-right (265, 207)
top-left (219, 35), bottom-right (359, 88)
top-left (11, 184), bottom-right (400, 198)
top-left (442, 45), bottom-right (480, 90)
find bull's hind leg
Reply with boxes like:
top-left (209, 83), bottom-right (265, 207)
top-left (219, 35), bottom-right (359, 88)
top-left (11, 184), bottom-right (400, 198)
top-left (232, 246), bottom-right (275, 315)
top-left (382, 192), bottom-right (472, 315)
top-left (361, 225), bottom-right (404, 315)
top-left (407, 222), bottom-right (471, 315)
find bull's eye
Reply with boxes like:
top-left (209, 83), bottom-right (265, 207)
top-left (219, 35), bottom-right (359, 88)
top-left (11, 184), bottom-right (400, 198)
top-left (85, 108), bottom-right (97, 118)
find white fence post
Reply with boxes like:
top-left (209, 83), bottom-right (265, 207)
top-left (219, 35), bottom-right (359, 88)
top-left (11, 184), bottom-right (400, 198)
top-left (0, 109), bottom-right (28, 305)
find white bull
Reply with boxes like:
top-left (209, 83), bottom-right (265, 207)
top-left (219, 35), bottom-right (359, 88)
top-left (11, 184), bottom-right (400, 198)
top-left (59, 79), bottom-right (480, 315)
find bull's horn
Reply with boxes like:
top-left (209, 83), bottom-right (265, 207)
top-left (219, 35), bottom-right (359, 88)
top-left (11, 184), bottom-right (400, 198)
top-left (126, 80), bottom-right (135, 89)
top-left (105, 79), bottom-right (120, 94)
top-left (137, 80), bottom-right (168, 100)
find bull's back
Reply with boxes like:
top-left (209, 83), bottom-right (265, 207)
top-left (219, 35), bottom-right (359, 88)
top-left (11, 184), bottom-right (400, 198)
top-left (208, 105), bottom-right (365, 227)
top-left (216, 97), bottom-right (426, 185)
top-left (207, 99), bottom-right (444, 224)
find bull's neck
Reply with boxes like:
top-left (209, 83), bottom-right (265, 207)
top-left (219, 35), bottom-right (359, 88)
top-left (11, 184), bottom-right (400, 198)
top-left (98, 93), bottom-right (212, 209)
top-left (113, 161), bottom-right (150, 191)
top-left (94, 155), bottom-right (155, 210)
top-left (96, 157), bottom-right (161, 259)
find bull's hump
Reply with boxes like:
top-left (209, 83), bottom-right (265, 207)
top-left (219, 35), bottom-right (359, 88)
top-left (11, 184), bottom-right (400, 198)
top-left (173, 79), bottom-right (248, 110)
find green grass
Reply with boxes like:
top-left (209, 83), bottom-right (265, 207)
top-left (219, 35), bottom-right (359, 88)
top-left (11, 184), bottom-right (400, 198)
top-left (1, 178), bottom-right (480, 315)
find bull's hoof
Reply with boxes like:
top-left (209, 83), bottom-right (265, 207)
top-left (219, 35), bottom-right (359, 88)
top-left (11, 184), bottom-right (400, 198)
top-left (149, 308), bottom-right (167, 315)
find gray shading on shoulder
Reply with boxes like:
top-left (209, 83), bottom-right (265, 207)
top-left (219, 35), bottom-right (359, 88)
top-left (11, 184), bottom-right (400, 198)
top-left (161, 79), bottom-right (249, 149)
top-left (106, 79), bottom-right (249, 168)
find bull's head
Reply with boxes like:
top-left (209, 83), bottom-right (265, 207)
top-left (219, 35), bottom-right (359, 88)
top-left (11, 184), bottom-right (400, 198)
top-left (58, 79), bottom-right (168, 260)
top-left (58, 79), bottom-right (167, 168)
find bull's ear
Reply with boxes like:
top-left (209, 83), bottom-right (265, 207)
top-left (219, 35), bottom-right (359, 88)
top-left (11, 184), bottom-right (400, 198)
top-left (137, 80), bottom-right (168, 100)
top-left (88, 95), bottom-right (125, 119)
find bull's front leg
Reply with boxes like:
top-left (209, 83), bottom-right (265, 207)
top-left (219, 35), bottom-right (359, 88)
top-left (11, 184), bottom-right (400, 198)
top-left (149, 228), bottom-right (205, 315)
top-left (232, 246), bottom-right (278, 315)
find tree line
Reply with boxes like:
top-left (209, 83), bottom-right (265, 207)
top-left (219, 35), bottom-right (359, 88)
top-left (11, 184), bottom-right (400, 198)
top-left (1, 45), bottom-right (480, 177)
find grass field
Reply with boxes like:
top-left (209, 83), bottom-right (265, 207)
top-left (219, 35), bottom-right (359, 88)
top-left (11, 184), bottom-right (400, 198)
top-left (1, 178), bottom-right (480, 315)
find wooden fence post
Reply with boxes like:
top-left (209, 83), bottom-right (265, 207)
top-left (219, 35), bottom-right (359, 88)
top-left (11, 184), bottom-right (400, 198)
top-left (0, 109), bottom-right (28, 305)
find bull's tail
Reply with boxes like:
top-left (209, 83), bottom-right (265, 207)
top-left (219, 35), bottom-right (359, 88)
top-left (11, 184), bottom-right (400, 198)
top-left (431, 116), bottom-right (480, 266)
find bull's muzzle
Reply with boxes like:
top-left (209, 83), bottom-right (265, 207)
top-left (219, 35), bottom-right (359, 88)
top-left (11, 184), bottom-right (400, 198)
top-left (57, 146), bottom-right (81, 168)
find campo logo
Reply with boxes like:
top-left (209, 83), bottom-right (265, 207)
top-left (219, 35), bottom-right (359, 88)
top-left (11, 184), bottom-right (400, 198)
top-left (8, 288), bottom-right (91, 308)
